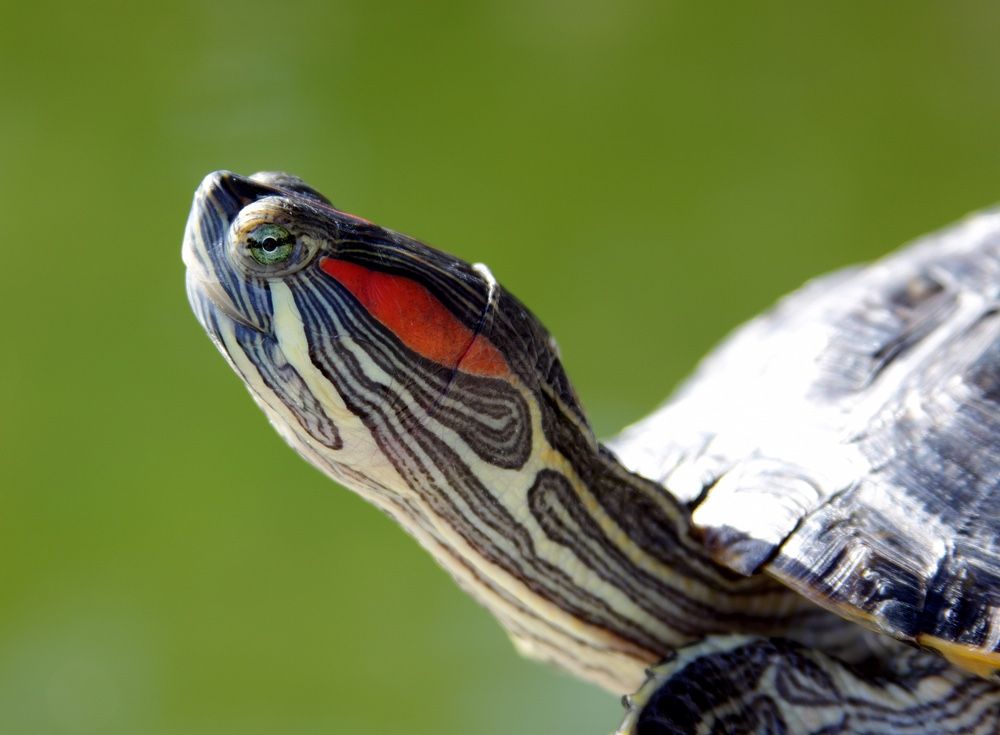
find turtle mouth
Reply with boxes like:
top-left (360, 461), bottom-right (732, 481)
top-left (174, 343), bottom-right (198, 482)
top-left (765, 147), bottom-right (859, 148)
top-left (182, 171), bottom-right (277, 333)
top-left (184, 269), bottom-right (255, 336)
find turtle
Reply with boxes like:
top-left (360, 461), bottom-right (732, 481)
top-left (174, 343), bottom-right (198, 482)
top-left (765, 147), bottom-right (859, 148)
top-left (182, 170), bottom-right (1000, 734)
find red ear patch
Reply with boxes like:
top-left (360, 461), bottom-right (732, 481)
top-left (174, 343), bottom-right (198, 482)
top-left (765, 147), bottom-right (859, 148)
top-left (319, 257), bottom-right (509, 378)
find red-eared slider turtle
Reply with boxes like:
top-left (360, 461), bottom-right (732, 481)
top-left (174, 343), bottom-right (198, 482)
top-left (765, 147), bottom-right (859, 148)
top-left (183, 171), bottom-right (1000, 734)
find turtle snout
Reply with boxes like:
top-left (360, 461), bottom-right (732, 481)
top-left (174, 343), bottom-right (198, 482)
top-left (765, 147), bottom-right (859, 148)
top-left (198, 170), bottom-right (275, 218)
top-left (181, 171), bottom-right (275, 335)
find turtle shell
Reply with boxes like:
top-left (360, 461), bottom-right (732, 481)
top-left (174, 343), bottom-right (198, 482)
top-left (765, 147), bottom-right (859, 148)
top-left (611, 209), bottom-right (1000, 675)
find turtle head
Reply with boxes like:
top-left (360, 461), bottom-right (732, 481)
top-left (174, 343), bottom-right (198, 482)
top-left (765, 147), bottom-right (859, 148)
top-left (183, 170), bottom-right (352, 338)
top-left (182, 171), bottom-right (785, 694)
top-left (183, 170), bottom-right (585, 498)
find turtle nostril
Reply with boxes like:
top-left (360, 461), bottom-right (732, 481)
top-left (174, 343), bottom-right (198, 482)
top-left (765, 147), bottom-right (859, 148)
top-left (215, 171), bottom-right (274, 207)
top-left (194, 170), bottom-right (279, 223)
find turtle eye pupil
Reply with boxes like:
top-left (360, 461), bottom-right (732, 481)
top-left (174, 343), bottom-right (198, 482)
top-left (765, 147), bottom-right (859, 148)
top-left (247, 224), bottom-right (295, 266)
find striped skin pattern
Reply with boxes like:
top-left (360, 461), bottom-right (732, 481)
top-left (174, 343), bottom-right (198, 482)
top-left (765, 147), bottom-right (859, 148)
top-left (617, 636), bottom-right (1000, 735)
top-left (184, 172), bottom-right (1000, 733)
top-left (183, 171), bottom-right (834, 692)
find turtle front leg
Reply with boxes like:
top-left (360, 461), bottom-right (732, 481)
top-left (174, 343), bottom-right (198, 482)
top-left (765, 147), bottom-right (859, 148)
top-left (616, 635), bottom-right (1000, 735)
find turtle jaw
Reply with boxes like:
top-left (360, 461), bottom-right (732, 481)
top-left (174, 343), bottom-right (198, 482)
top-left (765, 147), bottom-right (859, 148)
top-left (181, 170), bottom-right (263, 278)
top-left (182, 171), bottom-right (277, 336)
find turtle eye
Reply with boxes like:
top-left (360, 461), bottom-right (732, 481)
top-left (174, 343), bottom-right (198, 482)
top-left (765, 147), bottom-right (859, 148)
top-left (247, 224), bottom-right (296, 265)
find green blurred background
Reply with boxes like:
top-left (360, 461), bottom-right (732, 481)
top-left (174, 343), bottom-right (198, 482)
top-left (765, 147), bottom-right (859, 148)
top-left (3, 3), bottom-right (1000, 734)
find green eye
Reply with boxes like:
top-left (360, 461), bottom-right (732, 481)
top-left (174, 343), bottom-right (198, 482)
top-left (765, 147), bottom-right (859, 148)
top-left (247, 224), bottom-right (296, 265)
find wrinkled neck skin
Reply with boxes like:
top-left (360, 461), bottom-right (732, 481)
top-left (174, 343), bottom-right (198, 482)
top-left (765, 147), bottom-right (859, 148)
top-left (264, 291), bottom-right (831, 691)
top-left (185, 172), bottom-right (832, 693)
